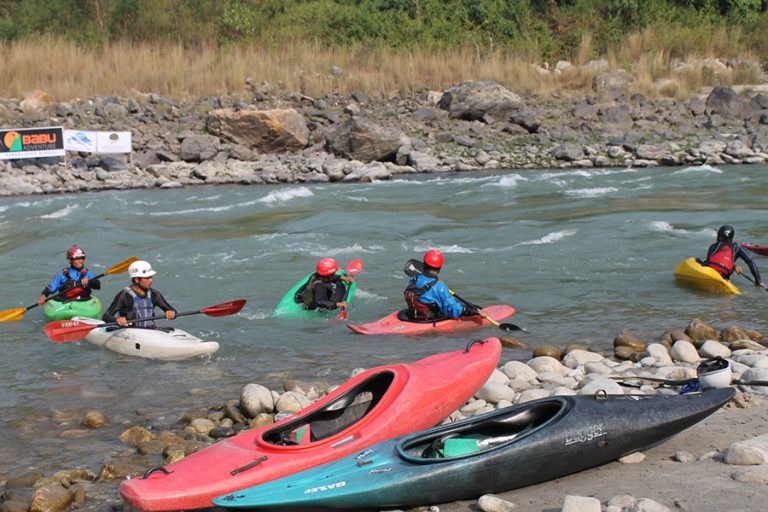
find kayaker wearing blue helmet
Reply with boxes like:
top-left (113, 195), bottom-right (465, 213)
top-left (404, 249), bottom-right (478, 320)
top-left (102, 260), bottom-right (177, 328)
top-left (37, 245), bottom-right (101, 305)
top-left (702, 225), bottom-right (763, 286)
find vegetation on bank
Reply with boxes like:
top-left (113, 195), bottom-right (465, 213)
top-left (0, 1), bottom-right (767, 100)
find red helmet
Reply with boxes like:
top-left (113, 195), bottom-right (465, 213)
top-left (423, 249), bottom-right (443, 269)
top-left (316, 258), bottom-right (340, 277)
top-left (66, 245), bottom-right (86, 260)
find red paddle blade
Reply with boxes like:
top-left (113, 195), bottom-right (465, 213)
top-left (200, 299), bottom-right (247, 317)
top-left (338, 309), bottom-right (348, 320)
top-left (345, 259), bottom-right (364, 276)
top-left (45, 319), bottom-right (101, 343)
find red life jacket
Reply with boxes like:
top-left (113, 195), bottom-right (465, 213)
top-left (62, 268), bottom-right (89, 300)
top-left (404, 279), bottom-right (438, 320)
top-left (706, 242), bottom-right (736, 278)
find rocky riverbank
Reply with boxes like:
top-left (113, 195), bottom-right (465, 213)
top-left (2, 76), bottom-right (768, 197)
top-left (2, 317), bottom-right (767, 512)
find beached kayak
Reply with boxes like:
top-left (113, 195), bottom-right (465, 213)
top-left (673, 257), bottom-right (740, 294)
top-left (742, 242), bottom-right (768, 256)
top-left (272, 271), bottom-right (357, 318)
top-left (215, 388), bottom-right (734, 510)
top-left (347, 305), bottom-right (515, 335)
top-left (119, 338), bottom-right (501, 511)
top-left (70, 317), bottom-right (219, 360)
top-left (43, 297), bottom-right (101, 321)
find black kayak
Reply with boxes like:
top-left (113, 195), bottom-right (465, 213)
top-left (214, 388), bottom-right (734, 510)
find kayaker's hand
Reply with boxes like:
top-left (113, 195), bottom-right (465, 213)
top-left (337, 301), bottom-right (348, 309)
top-left (80, 278), bottom-right (89, 287)
top-left (341, 275), bottom-right (354, 284)
top-left (166, 310), bottom-right (176, 320)
top-left (37, 295), bottom-right (46, 305)
top-left (463, 306), bottom-right (480, 317)
top-left (735, 265), bottom-right (743, 275)
top-left (757, 281), bottom-right (765, 288)
top-left (116, 316), bottom-right (129, 327)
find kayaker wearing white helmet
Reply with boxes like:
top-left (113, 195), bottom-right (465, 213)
top-left (102, 260), bottom-right (177, 328)
top-left (701, 225), bottom-right (763, 287)
top-left (37, 245), bottom-right (101, 305)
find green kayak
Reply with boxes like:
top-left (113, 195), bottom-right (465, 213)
top-left (43, 297), bottom-right (102, 321)
top-left (272, 271), bottom-right (357, 318)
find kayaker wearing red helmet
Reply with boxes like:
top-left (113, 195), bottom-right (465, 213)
top-left (296, 258), bottom-right (354, 310)
top-left (702, 225), bottom-right (762, 286)
top-left (404, 249), bottom-right (477, 320)
top-left (37, 245), bottom-right (101, 305)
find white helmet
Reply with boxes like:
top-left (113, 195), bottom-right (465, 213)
top-left (128, 260), bottom-right (157, 279)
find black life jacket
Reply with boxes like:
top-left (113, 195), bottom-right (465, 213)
top-left (706, 242), bottom-right (737, 278)
top-left (296, 274), bottom-right (321, 309)
top-left (404, 279), bottom-right (439, 320)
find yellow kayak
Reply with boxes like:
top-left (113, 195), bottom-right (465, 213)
top-left (673, 257), bottom-right (741, 295)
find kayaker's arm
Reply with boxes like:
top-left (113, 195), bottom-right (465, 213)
top-left (736, 245), bottom-right (762, 285)
top-left (151, 289), bottom-right (177, 320)
top-left (102, 291), bottom-right (134, 324)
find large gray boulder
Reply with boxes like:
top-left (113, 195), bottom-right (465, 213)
top-left (438, 80), bottom-right (522, 121)
top-left (706, 86), bottom-right (749, 120)
top-left (325, 116), bottom-right (402, 163)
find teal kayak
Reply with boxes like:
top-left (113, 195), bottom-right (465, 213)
top-left (272, 271), bottom-right (357, 318)
top-left (43, 297), bottom-right (102, 321)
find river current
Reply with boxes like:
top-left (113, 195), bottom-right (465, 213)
top-left (1, 164), bottom-right (766, 479)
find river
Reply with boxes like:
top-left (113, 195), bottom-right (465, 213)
top-left (1, 164), bottom-right (766, 494)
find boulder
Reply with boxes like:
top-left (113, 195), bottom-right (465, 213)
top-left (207, 108), bottom-right (309, 153)
top-left (706, 86), bottom-right (749, 120)
top-left (325, 116), bottom-right (402, 163)
top-left (438, 80), bottom-right (522, 121)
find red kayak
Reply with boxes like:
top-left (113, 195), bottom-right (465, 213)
top-left (742, 242), bottom-right (768, 256)
top-left (347, 305), bottom-right (516, 335)
top-left (119, 339), bottom-right (501, 511)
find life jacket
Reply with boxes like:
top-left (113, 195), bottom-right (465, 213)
top-left (706, 242), bottom-right (737, 278)
top-left (404, 278), bottom-right (439, 320)
top-left (125, 286), bottom-right (155, 328)
top-left (62, 268), bottom-right (89, 301)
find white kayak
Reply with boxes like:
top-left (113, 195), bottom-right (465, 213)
top-left (71, 317), bottom-right (219, 361)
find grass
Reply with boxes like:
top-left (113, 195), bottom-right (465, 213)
top-left (0, 37), bottom-right (763, 103)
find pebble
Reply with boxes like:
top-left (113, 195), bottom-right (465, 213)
top-left (724, 433), bottom-right (768, 465)
top-left (619, 452), bottom-right (646, 464)
top-left (673, 450), bottom-right (695, 463)
top-left (478, 493), bottom-right (516, 512)
top-left (561, 494), bottom-right (601, 512)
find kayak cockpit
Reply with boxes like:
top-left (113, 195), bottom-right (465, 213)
top-left (262, 371), bottom-right (395, 446)
top-left (399, 399), bottom-right (566, 461)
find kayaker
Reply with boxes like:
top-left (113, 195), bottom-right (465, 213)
top-left (701, 225), bottom-right (763, 286)
top-left (296, 258), bottom-right (353, 310)
top-left (37, 245), bottom-right (101, 305)
top-left (404, 249), bottom-right (478, 320)
top-left (102, 260), bottom-right (177, 328)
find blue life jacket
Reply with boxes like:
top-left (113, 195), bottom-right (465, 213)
top-left (125, 286), bottom-right (155, 328)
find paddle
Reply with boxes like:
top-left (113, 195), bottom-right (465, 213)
top-left (737, 271), bottom-right (767, 291)
top-left (44, 299), bottom-right (247, 343)
top-left (403, 258), bottom-right (526, 333)
top-left (339, 259), bottom-right (364, 320)
top-left (0, 256), bottom-right (138, 323)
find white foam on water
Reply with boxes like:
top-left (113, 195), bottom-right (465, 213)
top-left (149, 204), bottom-right (238, 216)
top-left (564, 187), bottom-right (618, 197)
top-left (40, 204), bottom-right (78, 219)
top-left (258, 187), bottom-right (314, 204)
top-left (674, 164), bottom-right (723, 174)
top-left (519, 229), bottom-right (577, 245)
top-left (485, 174), bottom-right (527, 188)
top-left (409, 243), bottom-right (474, 254)
top-left (353, 289), bottom-right (387, 302)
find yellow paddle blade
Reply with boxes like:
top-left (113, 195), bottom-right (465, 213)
top-left (0, 308), bottom-right (26, 322)
top-left (104, 256), bottom-right (138, 276)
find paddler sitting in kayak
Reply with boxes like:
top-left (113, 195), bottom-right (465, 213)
top-left (37, 245), bottom-right (101, 305)
top-left (296, 258), bottom-right (354, 311)
top-left (102, 260), bottom-right (177, 328)
top-left (404, 249), bottom-right (478, 321)
top-left (700, 225), bottom-right (763, 287)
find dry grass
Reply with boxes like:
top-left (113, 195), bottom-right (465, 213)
top-left (0, 37), bottom-right (763, 102)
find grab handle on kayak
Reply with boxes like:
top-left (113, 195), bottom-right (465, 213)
top-left (230, 456), bottom-right (268, 476)
top-left (464, 339), bottom-right (488, 353)
top-left (330, 435), bottom-right (357, 448)
top-left (140, 466), bottom-right (173, 479)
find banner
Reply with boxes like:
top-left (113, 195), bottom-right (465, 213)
top-left (0, 127), bottom-right (65, 160)
top-left (63, 130), bottom-right (132, 154)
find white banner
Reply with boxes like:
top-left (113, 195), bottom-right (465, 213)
top-left (63, 130), bottom-right (132, 154)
